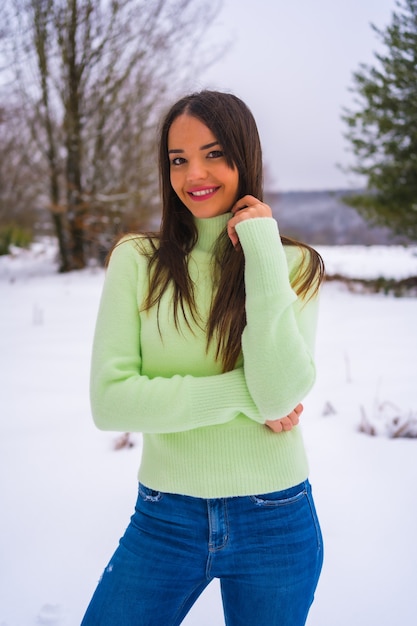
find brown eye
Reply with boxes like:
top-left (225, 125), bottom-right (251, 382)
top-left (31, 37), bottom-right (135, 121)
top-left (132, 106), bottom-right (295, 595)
top-left (207, 150), bottom-right (224, 159)
top-left (171, 157), bottom-right (186, 166)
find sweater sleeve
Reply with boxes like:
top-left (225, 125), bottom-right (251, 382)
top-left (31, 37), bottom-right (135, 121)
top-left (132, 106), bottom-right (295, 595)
top-left (90, 238), bottom-right (264, 434)
top-left (235, 217), bottom-right (319, 421)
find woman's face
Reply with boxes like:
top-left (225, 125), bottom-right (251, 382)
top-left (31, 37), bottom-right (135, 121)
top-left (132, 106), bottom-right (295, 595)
top-left (168, 114), bottom-right (239, 219)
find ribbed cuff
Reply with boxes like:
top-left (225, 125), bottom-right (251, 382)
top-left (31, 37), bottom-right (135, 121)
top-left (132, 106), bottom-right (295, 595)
top-left (189, 368), bottom-right (265, 425)
top-left (235, 218), bottom-right (296, 300)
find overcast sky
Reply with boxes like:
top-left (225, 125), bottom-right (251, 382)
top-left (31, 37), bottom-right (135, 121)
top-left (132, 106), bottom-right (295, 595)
top-left (185, 0), bottom-right (397, 191)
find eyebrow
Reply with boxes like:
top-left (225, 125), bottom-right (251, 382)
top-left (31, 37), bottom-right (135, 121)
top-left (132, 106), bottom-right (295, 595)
top-left (168, 141), bottom-right (220, 154)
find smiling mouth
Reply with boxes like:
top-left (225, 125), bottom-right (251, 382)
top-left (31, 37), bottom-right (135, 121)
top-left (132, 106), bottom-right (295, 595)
top-left (187, 187), bottom-right (219, 200)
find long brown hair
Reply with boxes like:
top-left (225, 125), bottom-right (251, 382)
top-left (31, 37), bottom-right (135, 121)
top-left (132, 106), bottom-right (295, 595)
top-left (142, 90), bottom-right (324, 371)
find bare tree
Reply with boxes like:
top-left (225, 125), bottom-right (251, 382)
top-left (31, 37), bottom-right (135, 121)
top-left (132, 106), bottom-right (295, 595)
top-left (0, 105), bottom-right (45, 233)
top-left (1, 0), bottom-right (223, 269)
top-left (32, 0), bottom-right (70, 269)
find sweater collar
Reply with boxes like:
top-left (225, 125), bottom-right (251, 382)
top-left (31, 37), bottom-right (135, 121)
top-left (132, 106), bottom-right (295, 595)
top-left (194, 213), bottom-right (231, 253)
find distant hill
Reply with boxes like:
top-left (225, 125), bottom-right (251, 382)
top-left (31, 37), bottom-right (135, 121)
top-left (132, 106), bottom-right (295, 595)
top-left (265, 189), bottom-right (411, 245)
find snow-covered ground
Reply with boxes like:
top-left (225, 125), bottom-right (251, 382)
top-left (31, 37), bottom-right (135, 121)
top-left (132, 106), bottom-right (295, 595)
top-left (1, 242), bottom-right (416, 626)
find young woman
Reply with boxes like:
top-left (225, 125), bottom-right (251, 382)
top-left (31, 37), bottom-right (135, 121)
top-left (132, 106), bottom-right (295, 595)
top-left (82, 90), bottom-right (325, 626)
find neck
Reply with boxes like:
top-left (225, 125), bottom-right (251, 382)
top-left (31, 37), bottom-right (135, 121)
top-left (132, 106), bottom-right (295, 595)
top-left (194, 213), bottom-right (230, 253)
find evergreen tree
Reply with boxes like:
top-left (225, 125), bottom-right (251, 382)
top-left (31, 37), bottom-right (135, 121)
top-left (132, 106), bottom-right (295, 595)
top-left (342, 0), bottom-right (417, 242)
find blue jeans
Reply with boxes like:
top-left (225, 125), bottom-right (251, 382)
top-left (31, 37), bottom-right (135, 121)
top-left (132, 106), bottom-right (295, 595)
top-left (82, 480), bottom-right (323, 625)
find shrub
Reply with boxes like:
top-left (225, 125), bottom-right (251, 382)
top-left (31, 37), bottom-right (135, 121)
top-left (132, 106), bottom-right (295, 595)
top-left (0, 224), bottom-right (32, 255)
top-left (359, 401), bottom-right (417, 438)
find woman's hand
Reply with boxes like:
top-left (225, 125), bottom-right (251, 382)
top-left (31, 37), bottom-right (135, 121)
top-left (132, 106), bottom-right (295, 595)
top-left (265, 403), bottom-right (304, 433)
top-left (227, 195), bottom-right (273, 248)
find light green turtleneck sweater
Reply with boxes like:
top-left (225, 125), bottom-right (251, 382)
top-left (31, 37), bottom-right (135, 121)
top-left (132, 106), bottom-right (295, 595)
top-left (90, 214), bottom-right (319, 498)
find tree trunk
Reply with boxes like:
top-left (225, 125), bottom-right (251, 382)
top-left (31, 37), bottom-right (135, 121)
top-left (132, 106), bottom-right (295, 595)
top-left (33, 0), bottom-right (73, 271)
top-left (65, 0), bottom-right (85, 269)
top-left (51, 212), bottom-right (71, 272)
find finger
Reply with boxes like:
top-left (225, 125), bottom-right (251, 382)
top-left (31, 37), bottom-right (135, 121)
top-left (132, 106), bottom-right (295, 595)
top-left (294, 403), bottom-right (304, 416)
top-left (265, 419), bottom-right (283, 433)
top-left (265, 416), bottom-right (294, 432)
top-left (226, 222), bottom-right (239, 248)
top-left (232, 195), bottom-right (258, 214)
top-left (232, 203), bottom-right (272, 221)
top-left (280, 416), bottom-right (295, 431)
top-left (265, 404), bottom-right (303, 433)
top-left (287, 412), bottom-right (300, 426)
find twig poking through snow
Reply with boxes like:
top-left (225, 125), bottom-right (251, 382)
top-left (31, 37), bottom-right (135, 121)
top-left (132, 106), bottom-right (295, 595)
top-left (322, 401), bottom-right (337, 416)
top-left (359, 401), bottom-right (417, 438)
top-left (113, 432), bottom-right (136, 450)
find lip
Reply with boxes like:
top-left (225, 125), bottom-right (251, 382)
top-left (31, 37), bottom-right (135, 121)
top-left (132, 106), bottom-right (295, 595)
top-left (187, 186), bottom-right (220, 201)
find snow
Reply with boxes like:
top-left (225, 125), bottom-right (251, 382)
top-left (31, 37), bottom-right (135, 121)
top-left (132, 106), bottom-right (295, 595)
top-left (316, 244), bottom-right (417, 279)
top-left (1, 242), bottom-right (416, 625)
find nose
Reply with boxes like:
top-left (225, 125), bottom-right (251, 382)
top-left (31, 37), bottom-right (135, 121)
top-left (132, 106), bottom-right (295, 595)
top-left (186, 158), bottom-right (208, 183)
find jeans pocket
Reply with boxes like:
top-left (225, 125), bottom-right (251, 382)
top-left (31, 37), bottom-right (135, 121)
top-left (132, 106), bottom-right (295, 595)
top-left (249, 481), bottom-right (307, 507)
top-left (138, 483), bottom-right (163, 502)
